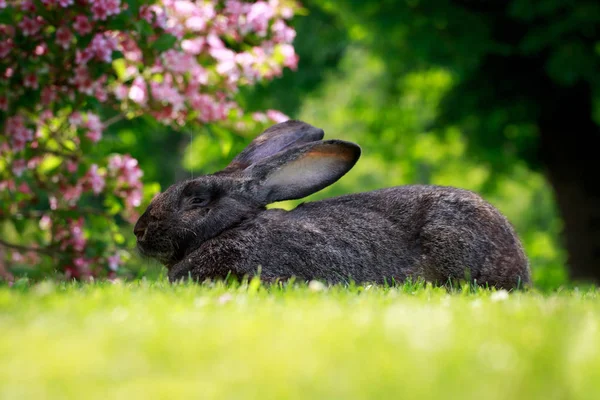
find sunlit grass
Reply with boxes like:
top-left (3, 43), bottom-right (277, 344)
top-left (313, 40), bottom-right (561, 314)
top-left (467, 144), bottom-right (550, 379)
top-left (1, 279), bottom-right (599, 399)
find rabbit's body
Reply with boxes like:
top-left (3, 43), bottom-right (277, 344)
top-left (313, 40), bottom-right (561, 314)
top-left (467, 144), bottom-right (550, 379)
top-left (169, 185), bottom-right (529, 288)
top-left (136, 121), bottom-right (530, 288)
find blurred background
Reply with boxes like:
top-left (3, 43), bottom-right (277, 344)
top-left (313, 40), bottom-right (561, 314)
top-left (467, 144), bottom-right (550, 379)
top-left (10, 0), bottom-right (599, 290)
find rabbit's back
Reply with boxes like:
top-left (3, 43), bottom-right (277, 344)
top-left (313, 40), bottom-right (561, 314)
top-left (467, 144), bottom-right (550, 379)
top-left (170, 185), bottom-right (530, 288)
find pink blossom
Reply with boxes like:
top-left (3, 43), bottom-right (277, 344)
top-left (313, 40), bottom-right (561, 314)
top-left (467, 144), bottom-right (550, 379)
top-left (278, 43), bottom-right (298, 69)
top-left (114, 84), bottom-right (128, 100)
top-left (127, 189), bottom-right (142, 208)
top-left (83, 112), bottom-right (103, 141)
top-left (246, 1), bottom-right (274, 36)
top-left (190, 66), bottom-right (208, 85)
top-left (66, 160), bottom-right (78, 173)
top-left (86, 130), bottom-right (102, 142)
top-left (210, 48), bottom-right (239, 79)
top-left (172, 0), bottom-right (199, 16)
top-left (149, 80), bottom-right (185, 111)
top-left (33, 43), bottom-right (48, 57)
top-left (69, 112), bottom-right (82, 126)
top-left (120, 35), bottom-right (142, 62)
top-left (107, 253), bottom-right (120, 271)
top-left (18, 16), bottom-right (44, 36)
top-left (162, 50), bottom-right (199, 73)
top-left (39, 215), bottom-right (52, 230)
top-left (42, 0), bottom-right (72, 7)
top-left (72, 257), bottom-right (92, 279)
top-left (272, 19), bottom-right (295, 43)
top-left (12, 159), bottom-right (27, 177)
top-left (62, 183), bottom-right (83, 204)
top-left (0, 0), bottom-right (6, 8)
top-left (23, 73), bottom-right (38, 89)
top-left (55, 26), bottom-right (73, 49)
top-left (4, 67), bottom-right (14, 79)
top-left (189, 94), bottom-right (230, 122)
top-left (75, 48), bottom-right (94, 65)
top-left (17, 182), bottom-right (32, 195)
top-left (41, 86), bottom-right (57, 105)
top-left (225, 0), bottom-right (250, 16)
top-left (139, 5), bottom-right (155, 23)
top-left (280, 6), bottom-right (294, 20)
top-left (91, 0), bottom-right (121, 21)
top-left (71, 66), bottom-right (93, 94)
top-left (20, 0), bottom-right (36, 12)
top-left (39, 110), bottom-right (53, 124)
top-left (86, 164), bottom-right (105, 194)
top-left (181, 38), bottom-right (205, 55)
top-left (266, 109), bottom-right (289, 123)
top-left (94, 85), bottom-right (108, 102)
top-left (252, 112), bottom-right (268, 123)
top-left (186, 16), bottom-right (206, 32)
top-left (85, 112), bottom-right (103, 133)
top-left (27, 157), bottom-right (40, 170)
top-left (109, 154), bottom-right (143, 186)
top-left (128, 76), bottom-right (147, 104)
top-left (72, 15), bottom-right (92, 35)
top-left (49, 196), bottom-right (58, 210)
top-left (108, 154), bottom-right (144, 209)
top-left (89, 33), bottom-right (118, 63)
top-left (6, 115), bottom-right (34, 151)
top-left (206, 33), bottom-right (224, 49)
top-left (0, 39), bottom-right (13, 58)
top-left (122, 156), bottom-right (143, 185)
top-left (0, 179), bottom-right (15, 191)
top-left (0, 24), bottom-right (14, 36)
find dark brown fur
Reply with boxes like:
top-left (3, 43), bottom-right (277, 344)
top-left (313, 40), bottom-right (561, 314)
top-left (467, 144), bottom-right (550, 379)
top-left (134, 120), bottom-right (530, 288)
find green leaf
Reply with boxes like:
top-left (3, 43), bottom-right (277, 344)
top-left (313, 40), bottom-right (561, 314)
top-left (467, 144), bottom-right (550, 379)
top-left (0, 7), bottom-right (12, 24)
top-left (113, 59), bottom-right (128, 81)
top-left (38, 155), bottom-right (62, 174)
top-left (126, 0), bottom-right (141, 15)
top-left (106, 13), bottom-right (130, 30)
top-left (136, 20), bottom-right (154, 37)
top-left (152, 34), bottom-right (178, 52)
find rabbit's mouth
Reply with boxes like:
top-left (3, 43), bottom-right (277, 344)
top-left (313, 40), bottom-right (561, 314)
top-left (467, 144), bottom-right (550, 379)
top-left (136, 240), bottom-right (177, 266)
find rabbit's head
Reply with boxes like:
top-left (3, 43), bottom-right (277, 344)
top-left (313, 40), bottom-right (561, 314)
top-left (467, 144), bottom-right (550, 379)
top-left (134, 120), bottom-right (361, 267)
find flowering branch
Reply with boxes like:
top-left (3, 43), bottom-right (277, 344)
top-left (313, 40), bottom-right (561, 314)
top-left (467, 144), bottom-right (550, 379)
top-left (0, 239), bottom-right (57, 256)
top-left (0, 0), bottom-right (299, 280)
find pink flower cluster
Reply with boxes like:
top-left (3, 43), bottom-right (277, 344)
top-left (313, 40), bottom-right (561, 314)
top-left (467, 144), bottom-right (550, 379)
top-left (0, 0), bottom-right (298, 279)
top-left (108, 154), bottom-right (144, 211)
top-left (111, 1), bottom-right (299, 125)
top-left (5, 116), bottom-right (34, 152)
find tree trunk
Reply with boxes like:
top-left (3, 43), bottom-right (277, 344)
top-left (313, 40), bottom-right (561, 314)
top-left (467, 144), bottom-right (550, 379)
top-left (538, 82), bottom-right (600, 282)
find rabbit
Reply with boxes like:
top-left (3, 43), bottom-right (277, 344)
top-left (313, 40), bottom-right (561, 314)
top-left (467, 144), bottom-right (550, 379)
top-left (134, 120), bottom-right (531, 289)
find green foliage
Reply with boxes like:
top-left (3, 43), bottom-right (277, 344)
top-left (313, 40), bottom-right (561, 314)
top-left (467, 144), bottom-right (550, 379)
top-left (318, 0), bottom-right (600, 170)
top-left (1, 281), bottom-right (599, 398)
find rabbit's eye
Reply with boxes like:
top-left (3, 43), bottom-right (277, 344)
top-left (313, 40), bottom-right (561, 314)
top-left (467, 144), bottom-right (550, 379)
top-left (189, 196), bottom-right (210, 207)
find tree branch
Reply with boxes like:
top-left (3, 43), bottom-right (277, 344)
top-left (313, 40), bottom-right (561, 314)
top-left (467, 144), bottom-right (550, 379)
top-left (0, 239), bottom-right (56, 256)
top-left (103, 113), bottom-right (126, 127)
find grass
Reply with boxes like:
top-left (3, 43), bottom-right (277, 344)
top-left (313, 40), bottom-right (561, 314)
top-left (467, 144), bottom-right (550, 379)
top-left (1, 279), bottom-right (599, 400)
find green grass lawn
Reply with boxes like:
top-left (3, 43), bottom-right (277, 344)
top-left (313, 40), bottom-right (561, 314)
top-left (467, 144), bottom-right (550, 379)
top-left (1, 279), bottom-right (599, 400)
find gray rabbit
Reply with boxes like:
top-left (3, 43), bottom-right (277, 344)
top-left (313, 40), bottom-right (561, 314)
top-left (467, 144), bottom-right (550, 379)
top-left (134, 120), bottom-right (530, 288)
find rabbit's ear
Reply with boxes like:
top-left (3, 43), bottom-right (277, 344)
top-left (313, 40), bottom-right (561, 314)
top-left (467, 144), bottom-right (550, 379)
top-left (247, 140), bottom-right (361, 204)
top-left (224, 120), bottom-right (324, 172)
